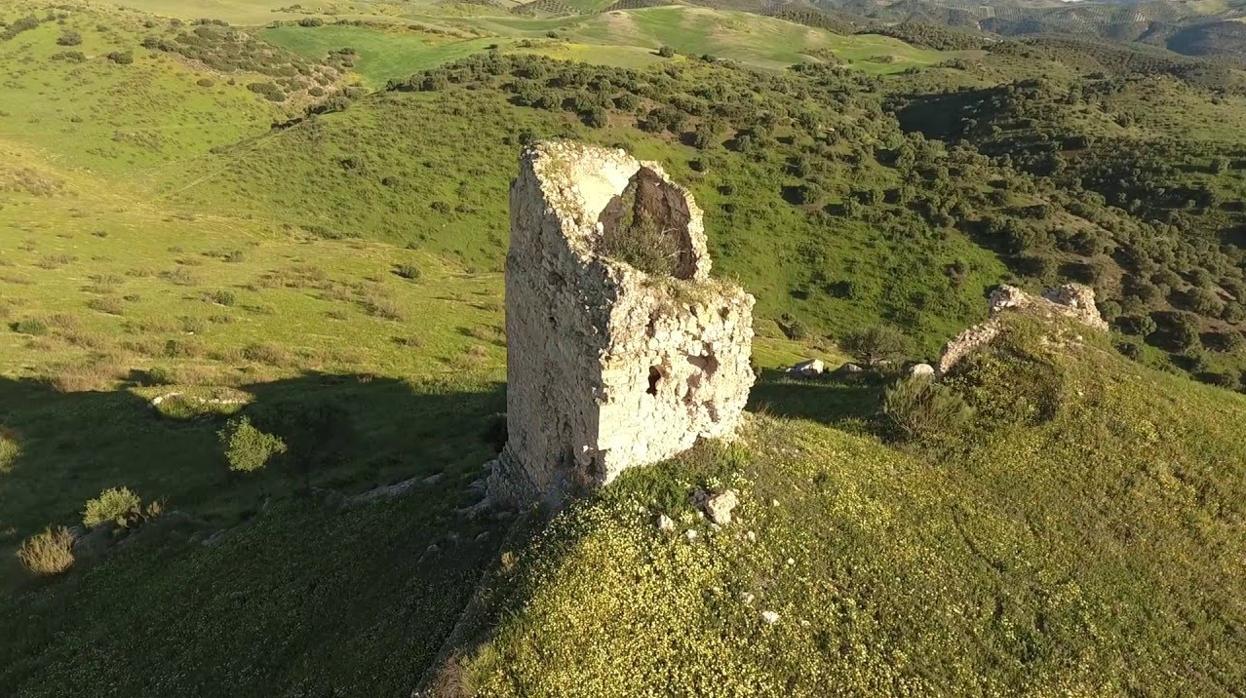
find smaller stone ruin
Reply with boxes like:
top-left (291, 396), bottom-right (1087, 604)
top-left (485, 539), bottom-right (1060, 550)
top-left (488, 141), bottom-right (755, 508)
top-left (937, 283), bottom-right (1107, 375)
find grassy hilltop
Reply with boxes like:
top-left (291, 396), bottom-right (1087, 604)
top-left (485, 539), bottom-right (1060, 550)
top-left (0, 0), bottom-right (1244, 695)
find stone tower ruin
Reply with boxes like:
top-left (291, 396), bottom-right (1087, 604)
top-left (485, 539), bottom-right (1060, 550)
top-left (487, 141), bottom-right (755, 507)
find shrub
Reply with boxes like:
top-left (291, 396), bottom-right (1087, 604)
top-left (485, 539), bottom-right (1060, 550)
top-left (12, 318), bottom-right (49, 335)
top-left (219, 416), bottom-right (287, 473)
top-left (1208, 330), bottom-right (1244, 353)
top-left (599, 178), bottom-right (685, 277)
top-left (82, 487), bottom-right (141, 528)
top-left (882, 376), bottom-right (974, 442)
top-left (86, 296), bottom-right (124, 315)
top-left (1116, 340), bottom-right (1143, 360)
top-left (57, 30), bottom-right (82, 46)
top-left (242, 342), bottom-right (291, 365)
top-left (17, 527), bottom-right (75, 576)
top-left (106, 51), bottom-right (133, 65)
top-left (1115, 314), bottom-right (1157, 337)
top-left (780, 318), bottom-right (808, 341)
top-left (206, 289), bottom-right (236, 306)
top-left (360, 296), bottom-right (406, 321)
top-left (246, 81), bottom-right (285, 102)
top-left (842, 326), bottom-right (909, 368)
top-left (1, 15), bottom-right (40, 41)
top-left (393, 263), bottom-right (422, 281)
top-left (657, 45), bottom-right (676, 58)
top-left (582, 108), bottom-right (607, 128)
top-left (1167, 312), bottom-right (1202, 351)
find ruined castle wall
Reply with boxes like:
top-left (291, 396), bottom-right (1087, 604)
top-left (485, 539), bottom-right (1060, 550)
top-left (937, 283), bottom-right (1107, 375)
top-left (489, 142), bottom-right (754, 507)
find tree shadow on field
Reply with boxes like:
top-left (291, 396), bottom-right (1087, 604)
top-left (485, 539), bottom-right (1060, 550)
top-left (0, 371), bottom-right (536, 696)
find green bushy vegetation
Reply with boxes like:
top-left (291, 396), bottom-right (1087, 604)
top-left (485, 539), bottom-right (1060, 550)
top-left (82, 487), bottom-right (142, 528)
top-left (219, 416), bottom-right (287, 473)
top-left (892, 41), bottom-right (1246, 383)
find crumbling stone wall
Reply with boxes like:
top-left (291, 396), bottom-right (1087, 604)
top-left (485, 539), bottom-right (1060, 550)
top-left (487, 141), bottom-right (755, 508)
top-left (937, 283), bottom-right (1107, 375)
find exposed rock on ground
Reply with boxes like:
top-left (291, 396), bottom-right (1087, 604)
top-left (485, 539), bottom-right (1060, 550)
top-left (908, 363), bottom-right (935, 378)
top-left (700, 489), bottom-right (740, 525)
top-left (788, 358), bottom-right (824, 378)
top-left (938, 283), bottom-right (1107, 375)
top-left (488, 141), bottom-right (755, 508)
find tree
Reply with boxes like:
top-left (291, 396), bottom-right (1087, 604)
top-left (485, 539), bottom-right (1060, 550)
top-left (582, 107), bottom-right (607, 128)
top-left (842, 326), bottom-right (909, 368)
top-left (1168, 312), bottom-right (1201, 352)
top-left (1115, 314), bottom-right (1157, 337)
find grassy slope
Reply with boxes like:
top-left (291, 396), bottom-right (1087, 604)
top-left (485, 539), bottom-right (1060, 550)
top-left (0, 12), bottom-right (281, 176)
top-left (552, 7), bottom-right (953, 72)
top-left (160, 83), bottom-right (1005, 352)
top-left (458, 318), bottom-right (1246, 695)
top-left (261, 24), bottom-right (502, 88)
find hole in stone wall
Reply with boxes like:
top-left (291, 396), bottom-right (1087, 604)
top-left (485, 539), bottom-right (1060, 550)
top-left (647, 366), bottom-right (662, 396)
top-left (596, 167), bottom-right (696, 280)
top-left (684, 353), bottom-right (718, 400)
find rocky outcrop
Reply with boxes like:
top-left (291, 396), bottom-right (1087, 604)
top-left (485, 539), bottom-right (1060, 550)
top-left (487, 141), bottom-right (755, 508)
top-left (938, 283), bottom-right (1107, 375)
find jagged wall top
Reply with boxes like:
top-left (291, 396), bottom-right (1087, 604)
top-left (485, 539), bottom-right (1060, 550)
top-left (521, 141), bottom-right (711, 282)
top-left (938, 283), bottom-right (1107, 375)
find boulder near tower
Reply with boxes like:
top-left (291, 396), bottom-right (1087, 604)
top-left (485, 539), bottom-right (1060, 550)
top-left (487, 141), bottom-right (755, 507)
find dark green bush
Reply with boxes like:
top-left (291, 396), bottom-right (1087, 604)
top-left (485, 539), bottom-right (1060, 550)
top-left (882, 376), bottom-right (974, 442)
top-left (11, 318), bottom-right (49, 335)
top-left (1, 15), bottom-right (40, 41)
top-left (393, 263), bottom-right (422, 281)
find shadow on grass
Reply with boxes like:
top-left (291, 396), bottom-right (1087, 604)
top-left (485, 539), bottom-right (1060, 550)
top-left (0, 372), bottom-right (526, 696)
top-left (1, 365), bottom-right (890, 695)
top-left (747, 368), bottom-right (883, 428)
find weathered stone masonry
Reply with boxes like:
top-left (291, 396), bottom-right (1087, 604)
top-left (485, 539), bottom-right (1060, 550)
top-left (487, 142), bottom-right (755, 507)
top-left (937, 283), bottom-right (1108, 375)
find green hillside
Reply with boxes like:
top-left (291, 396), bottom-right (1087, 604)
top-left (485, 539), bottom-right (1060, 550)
top-left (457, 315), bottom-right (1246, 695)
top-left (1, 0), bottom-right (1245, 694)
